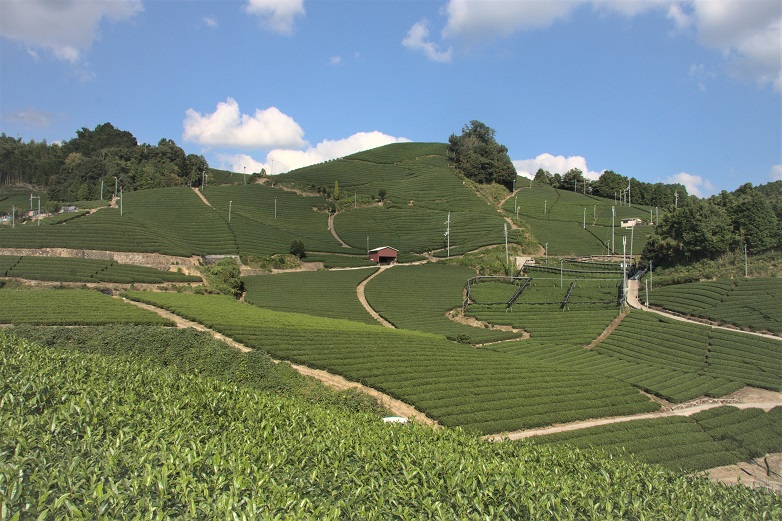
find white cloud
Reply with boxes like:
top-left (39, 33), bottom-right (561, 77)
top-left (202, 16), bottom-right (218, 28)
top-left (219, 131), bottom-right (410, 174)
top-left (0, 0), bottom-right (142, 63)
top-left (217, 154), bottom-right (266, 175)
top-left (771, 164), bottom-right (782, 181)
top-left (244, 0), bottom-right (305, 35)
top-left (513, 153), bottom-right (604, 180)
top-left (442, 0), bottom-right (579, 40)
top-left (665, 172), bottom-right (716, 198)
top-left (3, 108), bottom-right (60, 128)
top-left (265, 131), bottom-right (411, 173)
top-left (329, 55), bottom-right (343, 65)
top-left (402, 19), bottom-right (453, 62)
top-left (686, 0), bottom-right (781, 91)
top-left (182, 98), bottom-right (306, 149)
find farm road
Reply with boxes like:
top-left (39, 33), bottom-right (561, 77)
top-left (356, 265), bottom-right (396, 328)
top-left (121, 297), bottom-right (437, 425)
top-left (487, 386), bottom-right (782, 442)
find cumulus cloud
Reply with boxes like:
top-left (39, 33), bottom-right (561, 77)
top-left (685, 0), bottom-right (781, 91)
top-left (771, 164), bottom-right (782, 181)
top-left (217, 131), bottom-right (410, 174)
top-left (244, 0), bottom-right (305, 35)
top-left (0, 0), bottom-right (142, 63)
top-left (402, 20), bottom-right (453, 62)
top-left (183, 98), bottom-right (306, 149)
top-left (665, 172), bottom-right (716, 198)
top-left (513, 153), bottom-right (604, 180)
top-left (432, 0), bottom-right (780, 90)
top-left (202, 16), bottom-right (218, 28)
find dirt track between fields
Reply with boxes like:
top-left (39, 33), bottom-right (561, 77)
top-left (355, 265), bottom-right (396, 328)
top-left (121, 296), bottom-right (437, 426)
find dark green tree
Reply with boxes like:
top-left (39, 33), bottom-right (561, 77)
top-left (378, 188), bottom-right (387, 201)
top-left (446, 121), bottom-right (516, 190)
top-left (289, 240), bottom-right (306, 259)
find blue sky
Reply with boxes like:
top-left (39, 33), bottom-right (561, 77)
top-left (1, 0), bottom-right (780, 197)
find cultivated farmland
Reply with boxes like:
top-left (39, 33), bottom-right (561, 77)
top-left (650, 277), bottom-right (782, 334)
top-left (0, 255), bottom-right (199, 283)
top-left (125, 291), bottom-right (659, 434)
top-left (5, 334), bottom-right (779, 519)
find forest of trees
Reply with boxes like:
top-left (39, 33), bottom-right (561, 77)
top-left (0, 123), bottom-right (208, 201)
top-left (533, 167), bottom-right (687, 208)
top-left (643, 181), bottom-right (782, 266)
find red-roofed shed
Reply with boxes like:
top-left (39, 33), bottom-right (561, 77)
top-left (368, 246), bottom-right (398, 265)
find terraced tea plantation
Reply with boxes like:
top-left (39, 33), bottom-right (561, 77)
top-left (650, 277), bottom-right (782, 334)
top-left (243, 268), bottom-right (378, 324)
top-left (6, 334), bottom-right (779, 519)
top-left (507, 181), bottom-right (655, 256)
top-left (534, 406), bottom-right (782, 472)
top-left (0, 288), bottom-right (172, 325)
top-left (125, 291), bottom-right (659, 434)
top-left (364, 263), bottom-right (522, 343)
top-left (0, 255), bottom-right (200, 284)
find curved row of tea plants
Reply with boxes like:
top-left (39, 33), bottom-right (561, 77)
top-left (0, 287), bottom-right (171, 325)
top-left (364, 264), bottom-right (521, 343)
top-left (0, 255), bottom-right (200, 284)
top-left (533, 405), bottom-right (782, 472)
top-left (243, 268), bottom-right (378, 324)
top-left (124, 291), bottom-right (658, 433)
top-left (5, 334), bottom-right (779, 519)
top-left (650, 278), bottom-right (782, 334)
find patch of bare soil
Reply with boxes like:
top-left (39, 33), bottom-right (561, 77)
top-left (445, 308), bottom-right (529, 341)
top-left (707, 453), bottom-right (782, 492)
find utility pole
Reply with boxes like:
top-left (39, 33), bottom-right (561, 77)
top-left (583, 208), bottom-right (586, 229)
top-left (560, 258), bottom-right (563, 289)
top-left (628, 179), bottom-right (631, 207)
top-left (274, 197), bottom-right (277, 219)
top-left (229, 200), bottom-right (232, 223)
top-left (120, 187), bottom-right (123, 216)
top-left (611, 206), bottom-right (615, 255)
top-left (114, 177), bottom-right (118, 198)
top-left (37, 197), bottom-right (40, 226)
top-left (544, 200), bottom-right (547, 216)
top-left (744, 244), bottom-right (748, 277)
top-left (545, 242), bottom-right (548, 265)
top-left (630, 224), bottom-right (635, 264)
top-left (675, 191), bottom-right (678, 208)
top-left (11, 205), bottom-right (14, 228)
top-left (100, 180), bottom-right (104, 201)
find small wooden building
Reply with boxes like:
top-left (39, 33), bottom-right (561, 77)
top-left (369, 246), bottom-right (398, 265)
top-left (620, 218), bottom-right (643, 228)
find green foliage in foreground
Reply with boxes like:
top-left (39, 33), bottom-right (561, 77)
top-left (11, 325), bottom-right (384, 416)
top-left (0, 288), bottom-right (171, 325)
top-left (649, 277), bottom-right (782, 334)
top-left (3, 334), bottom-right (780, 519)
top-left (0, 255), bottom-right (199, 284)
top-left (244, 268), bottom-right (378, 324)
top-left (124, 291), bottom-right (657, 433)
top-left (534, 406), bottom-right (782, 472)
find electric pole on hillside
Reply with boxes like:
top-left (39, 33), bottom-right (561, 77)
top-left (444, 212), bottom-right (451, 258)
top-left (622, 236), bottom-right (627, 306)
top-left (229, 201), bottom-right (232, 223)
top-left (627, 179), bottom-right (631, 207)
top-left (611, 206), bottom-right (616, 255)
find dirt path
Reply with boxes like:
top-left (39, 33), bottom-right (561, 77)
top-left (328, 213), bottom-right (352, 248)
top-left (192, 187), bottom-right (212, 207)
top-left (356, 265), bottom-right (395, 328)
top-left (486, 387), bottom-right (782, 441)
top-left (121, 297), bottom-right (436, 425)
top-left (627, 278), bottom-right (781, 340)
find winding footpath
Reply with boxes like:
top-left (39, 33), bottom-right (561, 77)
top-left (121, 297), bottom-right (437, 426)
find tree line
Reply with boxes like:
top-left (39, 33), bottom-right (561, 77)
top-left (534, 168), bottom-right (688, 208)
top-left (0, 123), bottom-right (208, 201)
top-left (643, 181), bottom-right (782, 266)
